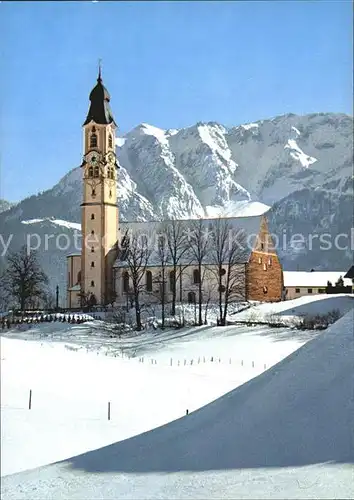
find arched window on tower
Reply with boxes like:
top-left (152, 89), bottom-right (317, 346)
top-left (122, 271), bottom-right (129, 293)
top-left (88, 166), bottom-right (93, 177)
top-left (108, 134), bottom-right (113, 148)
top-left (146, 270), bottom-right (153, 292)
top-left (90, 133), bottom-right (98, 148)
top-left (94, 166), bottom-right (99, 178)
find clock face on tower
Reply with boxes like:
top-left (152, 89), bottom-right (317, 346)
top-left (86, 151), bottom-right (101, 165)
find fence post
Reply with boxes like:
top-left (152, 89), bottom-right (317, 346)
top-left (170, 358), bottom-right (172, 366)
top-left (28, 389), bottom-right (32, 410)
top-left (252, 361), bottom-right (254, 368)
top-left (186, 409), bottom-right (189, 415)
top-left (108, 401), bottom-right (111, 421)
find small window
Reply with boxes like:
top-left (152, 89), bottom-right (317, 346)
top-left (188, 291), bottom-right (196, 304)
top-left (88, 166), bottom-right (93, 177)
top-left (91, 230), bottom-right (95, 235)
top-left (263, 263), bottom-right (267, 271)
top-left (193, 269), bottom-right (200, 284)
top-left (308, 288), bottom-right (313, 294)
top-left (109, 190), bottom-right (112, 198)
top-left (91, 246), bottom-right (95, 253)
top-left (91, 261), bottom-right (95, 268)
top-left (77, 271), bottom-right (81, 284)
top-left (90, 280), bottom-right (95, 287)
top-left (90, 133), bottom-right (97, 148)
top-left (219, 268), bottom-right (226, 276)
top-left (146, 270), bottom-right (153, 292)
top-left (91, 213), bottom-right (95, 220)
top-left (123, 271), bottom-right (129, 293)
top-left (94, 166), bottom-right (99, 178)
top-left (295, 288), bottom-right (300, 293)
top-left (169, 270), bottom-right (175, 292)
top-left (108, 134), bottom-right (113, 148)
top-left (263, 286), bottom-right (268, 294)
top-left (258, 257), bottom-right (262, 264)
top-left (92, 189), bottom-right (96, 196)
top-left (158, 235), bottom-right (165, 250)
top-left (140, 234), bottom-right (148, 247)
top-left (318, 288), bottom-right (325, 294)
top-left (261, 243), bottom-right (264, 250)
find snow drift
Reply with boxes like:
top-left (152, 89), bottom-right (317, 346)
top-left (2, 308), bottom-right (353, 499)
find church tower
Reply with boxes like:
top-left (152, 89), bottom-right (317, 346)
top-left (80, 68), bottom-right (119, 306)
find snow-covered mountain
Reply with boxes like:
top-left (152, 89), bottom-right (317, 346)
top-left (0, 112), bottom-right (352, 296)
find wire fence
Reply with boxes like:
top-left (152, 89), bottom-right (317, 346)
top-left (136, 355), bottom-right (268, 371)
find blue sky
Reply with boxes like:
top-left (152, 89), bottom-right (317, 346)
top-left (1, 0), bottom-right (352, 203)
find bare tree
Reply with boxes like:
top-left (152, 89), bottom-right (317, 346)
top-left (0, 267), bottom-right (11, 311)
top-left (42, 289), bottom-right (56, 310)
top-left (187, 219), bottom-right (211, 326)
top-left (153, 229), bottom-right (169, 329)
top-left (78, 290), bottom-right (97, 311)
top-left (164, 219), bottom-right (190, 316)
top-left (120, 230), bottom-right (151, 331)
top-left (2, 246), bottom-right (48, 312)
top-left (209, 218), bottom-right (247, 326)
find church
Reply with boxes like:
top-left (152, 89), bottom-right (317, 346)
top-left (66, 71), bottom-right (284, 310)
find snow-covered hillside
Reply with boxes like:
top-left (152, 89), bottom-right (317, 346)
top-left (2, 303), bottom-right (353, 499)
top-left (0, 112), bottom-right (352, 292)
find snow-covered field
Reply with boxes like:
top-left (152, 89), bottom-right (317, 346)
top-left (235, 294), bottom-right (354, 323)
top-left (1, 295), bottom-right (353, 499)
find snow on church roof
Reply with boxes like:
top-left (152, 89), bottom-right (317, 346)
top-left (114, 215), bottom-right (266, 268)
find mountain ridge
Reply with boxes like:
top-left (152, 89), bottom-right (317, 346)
top-left (0, 111), bottom-right (352, 295)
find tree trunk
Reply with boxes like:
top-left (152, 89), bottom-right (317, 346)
top-left (133, 285), bottom-right (142, 331)
top-left (218, 267), bottom-right (223, 326)
top-left (161, 268), bottom-right (165, 329)
top-left (222, 292), bottom-right (229, 326)
top-left (179, 264), bottom-right (183, 303)
top-left (198, 263), bottom-right (202, 326)
top-left (20, 295), bottom-right (26, 313)
top-left (171, 264), bottom-right (177, 317)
